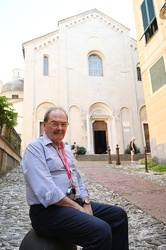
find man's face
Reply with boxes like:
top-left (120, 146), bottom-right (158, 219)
top-left (43, 110), bottom-right (68, 146)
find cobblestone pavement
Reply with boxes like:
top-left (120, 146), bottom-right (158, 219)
top-left (0, 162), bottom-right (166, 250)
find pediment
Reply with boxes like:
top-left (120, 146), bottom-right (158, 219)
top-left (58, 9), bottom-right (129, 33)
top-left (93, 108), bottom-right (106, 116)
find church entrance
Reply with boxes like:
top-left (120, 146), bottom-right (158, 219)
top-left (93, 121), bottom-right (107, 154)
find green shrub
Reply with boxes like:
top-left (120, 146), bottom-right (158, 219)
top-left (77, 146), bottom-right (86, 155)
top-left (124, 144), bottom-right (140, 154)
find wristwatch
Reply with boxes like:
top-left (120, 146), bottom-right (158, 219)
top-left (82, 198), bottom-right (90, 205)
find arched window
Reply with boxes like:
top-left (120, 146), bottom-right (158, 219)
top-left (88, 54), bottom-right (103, 76)
top-left (137, 66), bottom-right (142, 81)
top-left (43, 55), bottom-right (49, 76)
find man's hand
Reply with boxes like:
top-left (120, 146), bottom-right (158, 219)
top-left (83, 204), bottom-right (93, 215)
top-left (55, 196), bottom-right (93, 214)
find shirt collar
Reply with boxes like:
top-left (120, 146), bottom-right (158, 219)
top-left (43, 134), bottom-right (53, 146)
top-left (42, 134), bottom-right (65, 148)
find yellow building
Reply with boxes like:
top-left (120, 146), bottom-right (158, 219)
top-left (132, 0), bottom-right (166, 163)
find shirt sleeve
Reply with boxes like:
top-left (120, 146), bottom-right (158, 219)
top-left (21, 141), bottom-right (65, 207)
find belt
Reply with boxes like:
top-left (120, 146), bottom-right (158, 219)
top-left (30, 204), bottom-right (42, 208)
top-left (30, 198), bottom-right (83, 207)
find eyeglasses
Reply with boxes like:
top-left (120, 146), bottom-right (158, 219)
top-left (47, 121), bottom-right (69, 128)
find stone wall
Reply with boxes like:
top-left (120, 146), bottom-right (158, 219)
top-left (0, 135), bottom-right (21, 177)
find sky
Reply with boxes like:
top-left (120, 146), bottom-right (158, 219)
top-left (0, 0), bottom-right (137, 84)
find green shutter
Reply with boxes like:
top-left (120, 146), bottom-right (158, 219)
top-left (150, 57), bottom-right (166, 93)
top-left (147, 0), bottom-right (155, 23)
top-left (141, 0), bottom-right (156, 33)
top-left (141, 1), bottom-right (148, 31)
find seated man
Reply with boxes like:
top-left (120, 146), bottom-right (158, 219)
top-left (21, 106), bottom-right (129, 250)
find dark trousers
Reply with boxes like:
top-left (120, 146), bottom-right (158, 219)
top-left (30, 202), bottom-right (129, 250)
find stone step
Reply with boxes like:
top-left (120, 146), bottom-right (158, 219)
top-left (76, 154), bottom-right (146, 162)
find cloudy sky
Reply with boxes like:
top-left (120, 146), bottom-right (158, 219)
top-left (0, 0), bottom-right (137, 83)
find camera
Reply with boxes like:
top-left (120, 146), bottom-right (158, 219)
top-left (67, 186), bottom-right (76, 195)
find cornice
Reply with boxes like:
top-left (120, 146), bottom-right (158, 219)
top-left (60, 9), bottom-right (129, 35)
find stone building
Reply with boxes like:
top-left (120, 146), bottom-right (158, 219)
top-left (132, 0), bottom-right (166, 163)
top-left (22, 9), bottom-right (147, 155)
top-left (0, 69), bottom-right (24, 138)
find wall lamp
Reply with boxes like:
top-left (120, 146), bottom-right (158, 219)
top-left (159, 1), bottom-right (166, 19)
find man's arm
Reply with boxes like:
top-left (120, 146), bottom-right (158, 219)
top-left (55, 196), bottom-right (93, 214)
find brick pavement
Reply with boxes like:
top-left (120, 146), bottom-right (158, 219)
top-left (77, 161), bottom-right (166, 225)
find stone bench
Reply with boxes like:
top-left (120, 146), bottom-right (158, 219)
top-left (19, 228), bottom-right (77, 250)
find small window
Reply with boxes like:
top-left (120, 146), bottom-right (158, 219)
top-left (88, 54), bottom-right (103, 76)
top-left (150, 57), bottom-right (166, 93)
top-left (43, 56), bottom-right (49, 76)
top-left (137, 67), bottom-right (142, 81)
top-left (39, 121), bottom-right (44, 136)
top-left (141, 0), bottom-right (158, 43)
top-left (12, 95), bottom-right (19, 99)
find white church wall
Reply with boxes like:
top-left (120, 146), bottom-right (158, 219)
top-left (22, 9), bottom-right (146, 154)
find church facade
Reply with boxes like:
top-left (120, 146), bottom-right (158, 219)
top-left (21, 9), bottom-right (148, 154)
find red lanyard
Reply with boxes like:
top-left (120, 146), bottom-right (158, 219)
top-left (55, 143), bottom-right (71, 179)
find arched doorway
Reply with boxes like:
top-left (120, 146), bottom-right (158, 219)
top-left (93, 121), bottom-right (107, 154)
